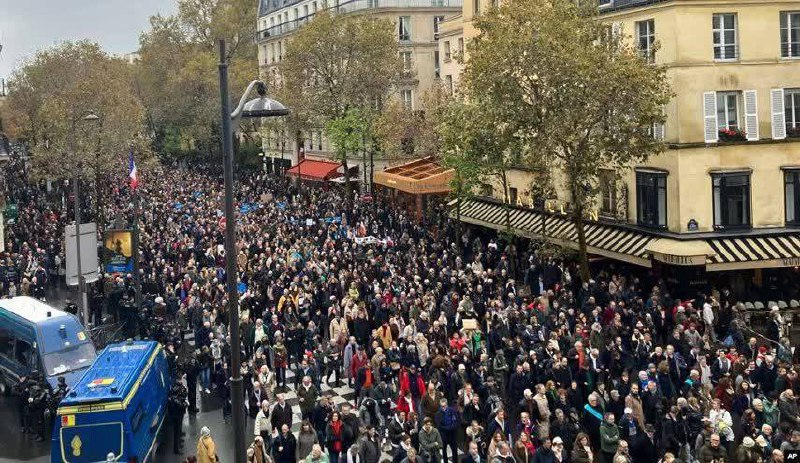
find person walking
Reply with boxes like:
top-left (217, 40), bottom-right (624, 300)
top-left (197, 427), bottom-right (219, 463)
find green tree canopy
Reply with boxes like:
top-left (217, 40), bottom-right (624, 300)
top-left (135, 0), bottom-right (258, 160)
top-left (1, 41), bottom-right (146, 181)
top-left (460, 0), bottom-right (672, 279)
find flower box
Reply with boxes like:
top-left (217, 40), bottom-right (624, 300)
top-left (718, 128), bottom-right (747, 142)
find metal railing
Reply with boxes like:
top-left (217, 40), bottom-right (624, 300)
top-left (258, 0), bottom-right (461, 40)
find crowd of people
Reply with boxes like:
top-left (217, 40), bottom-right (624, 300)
top-left (2, 150), bottom-right (800, 463)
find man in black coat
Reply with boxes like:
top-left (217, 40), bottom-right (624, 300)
top-left (273, 423), bottom-right (297, 463)
top-left (271, 393), bottom-right (294, 432)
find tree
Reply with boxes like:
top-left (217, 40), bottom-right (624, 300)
top-left (460, 0), bottom-right (672, 281)
top-left (278, 12), bottom-right (401, 205)
top-left (325, 109), bottom-right (371, 210)
top-left (135, 0), bottom-right (258, 161)
top-left (373, 84), bottom-right (449, 162)
top-left (0, 41), bottom-right (147, 228)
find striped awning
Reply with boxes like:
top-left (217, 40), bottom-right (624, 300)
top-left (706, 235), bottom-right (800, 271)
top-left (453, 198), bottom-right (656, 267)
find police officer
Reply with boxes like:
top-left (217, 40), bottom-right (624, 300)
top-left (168, 382), bottom-right (188, 454)
top-left (28, 378), bottom-right (50, 442)
top-left (11, 375), bottom-right (35, 433)
top-left (185, 352), bottom-right (200, 414)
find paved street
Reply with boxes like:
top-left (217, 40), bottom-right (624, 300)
top-left (0, 286), bottom-right (361, 463)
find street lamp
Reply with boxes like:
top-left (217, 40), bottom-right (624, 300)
top-left (72, 111), bottom-right (99, 327)
top-left (217, 39), bottom-right (288, 463)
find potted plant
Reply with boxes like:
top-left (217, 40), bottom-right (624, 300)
top-left (718, 127), bottom-right (748, 142)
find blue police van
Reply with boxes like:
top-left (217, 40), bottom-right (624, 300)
top-left (0, 296), bottom-right (96, 391)
top-left (53, 340), bottom-right (171, 463)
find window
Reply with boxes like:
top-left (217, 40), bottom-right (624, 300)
top-left (434, 51), bottom-right (440, 78)
top-left (636, 171), bottom-right (667, 228)
top-left (303, 5), bottom-right (309, 21)
top-left (473, 0), bottom-right (479, 16)
top-left (713, 13), bottom-right (738, 60)
top-left (399, 16), bottom-right (411, 41)
top-left (15, 339), bottom-right (32, 367)
top-left (270, 44), bottom-right (276, 63)
top-left (508, 187), bottom-right (518, 205)
top-left (401, 90), bottom-right (413, 110)
top-left (786, 170), bottom-right (800, 225)
top-left (444, 41), bottom-right (452, 61)
top-left (712, 173), bottom-right (751, 229)
top-left (785, 89), bottom-right (800, 136)
top-left (277, 41), bottom-right (282, 61)
top-left (781, 11), bottom-right (800, 58)
top-left (716, 91), bottom-right (741, 130)
top-left (313, 1), bottom-right (318, 12)
top-left (0, 329), bottom-right (12, 356)
top-left (636, 19), bottom-right (655, 62)
top-left (434, 16), bottom-right (444, 35)
top-left (400, 51), bottom-right (413, 73)
top-left (458, 38), bottom-right (464, 55)
top-left (599, 170), bottom-right (617, 215)
top-left (445, 75), bottom-right (454, 94)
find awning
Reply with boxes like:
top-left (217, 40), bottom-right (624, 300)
top-left (285, 160), bottom-right (342, 181)
top-left (453, 198), bottom-right (656, 267)
top-left (645, 238), bottom-right (713, 266)
top-left (374, 157), bottom-right (453, 194)
top-left (706, 235), bottom-right (800, 271)
top-left (454, 198), bottom-right (800, 271)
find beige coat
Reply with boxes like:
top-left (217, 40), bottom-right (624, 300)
top-left (329, 318), bottom-right (348, 342)
top-left (197, 436), bottom-right (218, 463)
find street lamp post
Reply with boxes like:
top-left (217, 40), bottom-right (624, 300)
top-left (218, 38), bottom-right (288, 463)
top-left (71, 111), bottom-right (99, 327)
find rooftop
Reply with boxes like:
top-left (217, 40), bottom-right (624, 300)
top-left (0, 296), bottom-right (71, 323)
top-left (259, 0), bottom-right (461, 39)
top-left (598, 0), bottom-right (670, 14)
top-left (62, 341), bottom-right (160, 405)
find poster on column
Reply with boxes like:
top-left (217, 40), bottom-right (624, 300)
top-left (103, 229), bottom-right (134, 274)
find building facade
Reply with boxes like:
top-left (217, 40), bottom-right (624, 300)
top-left (444, 0), bottom-right (800, 297)
top-left (256, 0), bottom-right (460, 174)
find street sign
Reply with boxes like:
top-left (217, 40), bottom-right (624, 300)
top-left (65, 223), bottom-right (99, 287)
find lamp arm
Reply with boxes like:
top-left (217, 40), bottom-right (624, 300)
top-left (230, 80), bottom-right (262, 121)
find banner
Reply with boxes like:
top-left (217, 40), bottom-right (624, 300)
top-left (103, 229), bottom-right (134, 274)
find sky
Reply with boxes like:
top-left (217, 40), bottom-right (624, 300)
top-left (0, 0), bottom-right (178, 78)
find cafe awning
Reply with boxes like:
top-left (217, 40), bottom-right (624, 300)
top-left (706, 235), bottom-right (800, 271)
top-left (645, 238), bottom-right (713, 266)
top-left (374, 157), bottom-right (453, 194)
top-left (452, 197), bottom-right (656, 267)
top-left (453, 198), bottom-right (800, 271)
top-left (285, 159), bottom-right (342, 181)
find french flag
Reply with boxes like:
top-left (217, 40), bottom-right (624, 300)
top-left (128, 147), bottom-right (138, 190)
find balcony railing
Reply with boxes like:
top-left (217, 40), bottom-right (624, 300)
top-left (258, 0), bottom-right (462, 40)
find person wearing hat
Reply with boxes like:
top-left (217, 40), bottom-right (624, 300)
top-left (735, 436), bottom-right (760, 463)
top-left (197, 426), bottom-right (218, 463)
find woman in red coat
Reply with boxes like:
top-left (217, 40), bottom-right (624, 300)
top-left (396, 390), bottom-right (416, 416)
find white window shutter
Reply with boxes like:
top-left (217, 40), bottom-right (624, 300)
top-left (612, 23), bottom-right (622, 39)
top-left (653, 122), bottom-right (665, 141)
top-left (703, 91), bottom-right (719, 143)
top-left (772, 88), bottom-right (787, 140)
top-left (744, 90), bottom-right (759, 141)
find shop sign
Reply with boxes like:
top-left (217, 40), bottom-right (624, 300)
top-left (651, 251), bottom-right (706, 266)
top-left (782, 257), bottom-right (800, 266)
